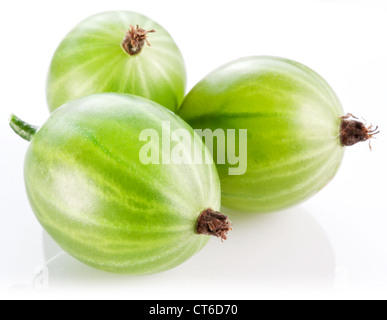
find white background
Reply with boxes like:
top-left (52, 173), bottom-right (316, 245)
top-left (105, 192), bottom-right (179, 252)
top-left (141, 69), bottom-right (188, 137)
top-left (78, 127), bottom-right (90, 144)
top-left (0, 0), bottom-right (386, 300)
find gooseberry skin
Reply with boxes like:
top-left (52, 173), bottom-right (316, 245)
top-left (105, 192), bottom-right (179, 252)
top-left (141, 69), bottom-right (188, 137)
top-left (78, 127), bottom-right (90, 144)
top-left (178, 56), bottom-right (345, 213)
top-left (47, 11), bottom-right (186, 113)
top-left (23, 94), bottom-right (220, 274)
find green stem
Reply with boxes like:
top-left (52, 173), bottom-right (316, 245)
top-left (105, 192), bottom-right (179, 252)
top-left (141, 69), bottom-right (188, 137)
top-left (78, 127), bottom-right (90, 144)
top-left (9, 114), bottom-right (38, 142)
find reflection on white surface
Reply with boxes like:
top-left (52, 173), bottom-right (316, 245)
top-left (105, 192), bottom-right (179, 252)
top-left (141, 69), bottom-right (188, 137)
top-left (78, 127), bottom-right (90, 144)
top-left (31, 207), bottom-right (335, 297)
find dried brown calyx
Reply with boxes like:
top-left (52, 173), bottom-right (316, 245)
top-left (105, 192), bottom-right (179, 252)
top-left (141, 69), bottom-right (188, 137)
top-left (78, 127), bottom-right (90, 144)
top-left (197, 209), bottom-right (232, 241)
top-left (122, 25), bottom-right (156, 56)
top-left (340, 113), bottom-right (379, 150)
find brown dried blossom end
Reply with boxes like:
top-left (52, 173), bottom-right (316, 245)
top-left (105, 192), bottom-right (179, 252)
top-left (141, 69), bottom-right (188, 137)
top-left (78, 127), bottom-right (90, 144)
top-left (197, 209), bottom-right (232, 241)
top-left (122, 25), bottom-right (156, 56)
top-left (340, 113), bottom-right (379, 150)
